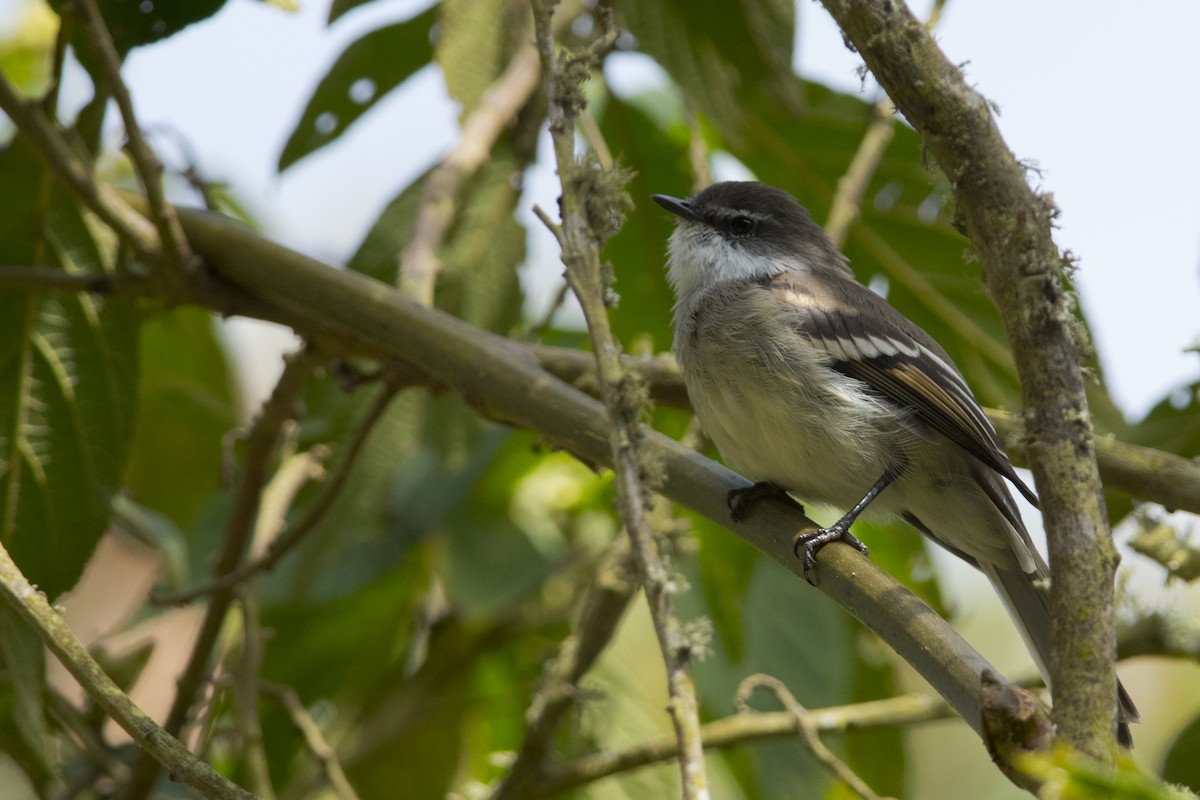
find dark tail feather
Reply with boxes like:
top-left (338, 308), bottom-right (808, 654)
top-left (982, 562), bottom-right (1139, 748)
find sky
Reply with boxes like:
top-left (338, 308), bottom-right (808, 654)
top-left (3, 0), bottom-right (1196, 419)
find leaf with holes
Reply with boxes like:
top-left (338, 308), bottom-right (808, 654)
top-left (277, 5), bottom-right (436, 172)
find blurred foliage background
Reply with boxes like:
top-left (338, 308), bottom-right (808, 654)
top-left (1, 0), bottom-right (1199, 798)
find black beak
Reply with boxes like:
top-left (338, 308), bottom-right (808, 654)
top-left (652, 194), bottom-right (701, 223)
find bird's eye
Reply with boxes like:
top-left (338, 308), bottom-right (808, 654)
top-left (729, 216), bottom-right (755, 236)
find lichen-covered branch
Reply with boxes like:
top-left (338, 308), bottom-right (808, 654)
top-left (818, 0), bottom-right (1120, 759)
top-left (0, 544), bottom-right (257, 800)
top-left (530, 2), bottom-right (709, 796)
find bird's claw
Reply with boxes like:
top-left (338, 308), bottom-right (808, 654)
top-left (794, 525), bottom-right (869, 586)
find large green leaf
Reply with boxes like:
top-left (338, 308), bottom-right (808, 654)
top-left (122, 307), bottom-right (238, 530)
top-left (0, 606), bottom-right (51, 784)
top-left (677, 555), bottom-right (858, 797)
top-left (277, 6), bottom-right (437, 171)
top-left (1129, 381), bottom-right (1200, 458)
top-left (1162, 712), bottom-right (1200, 793)
top-left (435, 0), bottom-right (514, 113)
top-left (0, 141), bottom-right (139, 597)
top-left (615, 0), bottom-right (801, 142)
top-left (45, 0), bottom-right (228, 56)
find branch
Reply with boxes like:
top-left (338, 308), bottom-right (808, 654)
top-left (824, 0), bottom-right (946, 249)
top-left (397, 36), bottom-right (543, 301)
top-left (262, 682), bottom-right (360, 800)
top-left (531, 2), bottom-right (710, 797)
top-left (536, 693), bottom-right (947, 796)
top-left (0, 264), bottom-right (153, 296)
top-left (532, 345), bottom-right (1200, 516)
top-left (125, 350), bottom-right (316, 800)
top-left (736, 675), bottom-right (890, 800)
top-left (74, 0), bottom-right (196, 291)
top-left (231, 591), bottom-right (275, 800)
top-left (0, 73), bottom-right (161, 260)
top-left (158, 203), bottom-right (1004, 745)
top-left (818, 0), bottom-right (1119, 758)
top-left (0, 543), bottom-right (257, 800)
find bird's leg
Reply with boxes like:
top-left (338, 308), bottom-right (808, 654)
top-left (794, 468), bottom-right (898, 585)
top-left (727, 481), bottom-right (805, 522)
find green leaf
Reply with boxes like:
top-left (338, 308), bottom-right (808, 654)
top-left (48, 0), bottom-right (228, 56)
top-left (1162, 712), bottom-right (1200, 793)
top-left (1129, 381), bottom-right (1200, 458)
top-left (680, 556), bottom-right (857, 797)
top-left (435, 0), bottom-right (514, 112)
top-left (0, 140), bottom-right (139, 597)
top-left (615, 0), bottom-right (801, 141)
top-left (348, 147), bottom-right (526, 334)
top-left (691, 512), bottom-right (758, 661)
top-left (122, 307), bottom-right (238, 530)
top-left (327, 0), bottom-right (393, 24)
top-left (277, 6), bottom-right (437, 171)
top-left (0, 606), bottom-right (51, 780)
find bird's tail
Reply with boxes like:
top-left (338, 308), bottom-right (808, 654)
top-left (981, 561), bottom-right (1140, 748)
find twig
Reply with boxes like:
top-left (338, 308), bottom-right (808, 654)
top-left (820, 0), bottom-right (1120, 759)
top-left (0, 264), bottom-right (153, 296)
top-left (536, 693), bottom-right (946, 796)
top-left (261, 682), bottom-right (361, 800)
top-left (531, 2), bottom-right (709, 798)
top-left (824, 98), bottom-right (896, 249)
top-left (491, 537), bottom-right (639, 799)
top-left (824, 0), bottom-right (946, 248)
top-left (0, 73), bottom-right (161, 260)
top-left (737, 675), bottom-right (890, 800)
top-left (531, 344), bottom-right (1200, 515)
top-left (0, 542), bottom-right (257, 800)
top-left (683, 99), bottom-right (712, 192)
top-left (1127, 521), bottom-right (1200, 583)
top-left (74, 0), bottom-right (196, 293)
top-left (153, 382), bottom-right (397, 605)
top-left (397, 41), bottom-right (542, 301)
top-left (231, 591), bottom-right (276, 800)
top-left (124, 351), bottom-right (316, 800)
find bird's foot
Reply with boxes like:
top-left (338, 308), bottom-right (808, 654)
top-left (727, 482), bottom-right (804, 522)
top-left (794, 525), bottom-right (869, 586)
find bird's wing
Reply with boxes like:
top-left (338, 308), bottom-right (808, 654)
top-left (768, 272), bottom-right (1039, 508)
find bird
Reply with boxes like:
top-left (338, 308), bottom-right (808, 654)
top-left (652, 180), bottom-right (1137, 747)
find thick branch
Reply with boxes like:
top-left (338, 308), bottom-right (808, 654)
top-left (818, 0), bottom-right (1120, 759)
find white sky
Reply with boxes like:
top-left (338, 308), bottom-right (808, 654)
top-left (2, 0), bottom-right (1197, 418)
